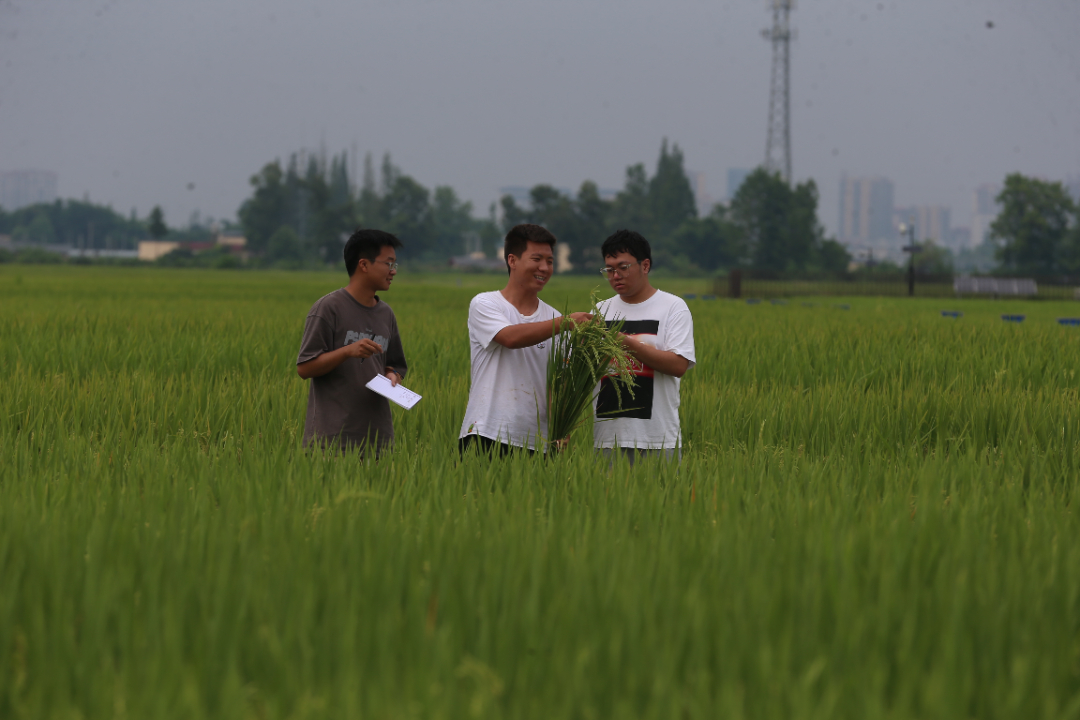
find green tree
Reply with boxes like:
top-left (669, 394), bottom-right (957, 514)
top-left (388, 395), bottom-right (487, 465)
top-left (785, 181), bottom-right (823, 270)
top-left (913, 240), bottom-right (954, 274)
top-left (148, 206), bottom-right (168, 239)
top-left (610, 164), bottom-right (653, 235)
top-left (431, 186), bottom-right (474, 255)
top-left (499, 194), bottom-right (531, 231)
top-left (817, 238), bottom-right (852, 274)
top-left (266, 226), bottom-right (306, 267)
top-left (729, 169), bottom-right (792, 270)
top-left (238, 162), bottom-right (289, 253)
top-left (304, 153), bottom-right (357, 262)
top-left (328, 153), bottom-right (352, 209)
top-left (571, 181), bottom-right (611, 269)
top-left (358, 153), bottom-right (383, 228)
top-left (282, 155), bottom-right (307, 239)
top-left (991, 173), bottom-right (1076, 274)
top-left (28, 213), bottom-right (57, 244)
top-left (382, 175), bottom-right (432, 257)
top-left (479, 202), bottom-right (502, 258)
top-left (727, 168), bottom-right (842, 273)
top-left (1063, 204), bottom-right (1080, 273)
top-left (666, 205), bottom-right (747, 272)
top-left (648, 139), bottom-right (697, 237)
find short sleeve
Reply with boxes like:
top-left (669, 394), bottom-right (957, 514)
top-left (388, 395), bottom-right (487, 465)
top-left (665, 303), bottom-right (696, 369)
top-left (469, 295), bottom-right (511, 349)
top-left (297, 313), bottom-right (335, 365)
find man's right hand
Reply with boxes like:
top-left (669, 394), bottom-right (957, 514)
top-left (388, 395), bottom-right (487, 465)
top-left (343, 338), bottom-right (383, 359)
top-left (563, 312), bottom-right (594, 327)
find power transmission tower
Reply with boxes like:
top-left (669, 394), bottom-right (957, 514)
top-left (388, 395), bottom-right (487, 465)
top-left (762, 0), bottom-right (794, 183)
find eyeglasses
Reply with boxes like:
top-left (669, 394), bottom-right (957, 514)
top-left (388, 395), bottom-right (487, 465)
top-left (374, 260), bottom-right (399, 271)
top-left (600, 262), bottom-right (637, 278)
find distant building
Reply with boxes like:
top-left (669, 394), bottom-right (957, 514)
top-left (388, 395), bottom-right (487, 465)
top-left (138, 233), bottom-right (246, 262)
top-left (838, 176), bottom-right (895, 249)
top-left (215, 231), bottom-right (247, 249)
top-left (138, 241), bottom-right (181, 261)
top-left (0, 170), bottom-right (58, 211)
top-left (686, 170), bottom-right (712, 215)
top-left (894, 206), bottom-right (952, 247)
top-left (556, 243), bottom-right (573, 274)
top-left (970, 184), bottom-right (1000, 247)
top-left (726, 168), bottom-right (753, 200)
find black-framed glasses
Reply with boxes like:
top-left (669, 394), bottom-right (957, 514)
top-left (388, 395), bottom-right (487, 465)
top-left (600, 262), bottom-right (637, 278)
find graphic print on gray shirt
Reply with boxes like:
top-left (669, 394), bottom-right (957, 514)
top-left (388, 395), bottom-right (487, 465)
top-left (297, 288), bottom-right (408, 451)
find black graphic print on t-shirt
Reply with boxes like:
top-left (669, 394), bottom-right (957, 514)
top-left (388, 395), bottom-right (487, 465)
top-left (596, 319), bottom-right (658, 420)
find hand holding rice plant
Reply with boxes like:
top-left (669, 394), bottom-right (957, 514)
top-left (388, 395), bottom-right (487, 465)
top-left (546, 294), bottom-right (637, 448)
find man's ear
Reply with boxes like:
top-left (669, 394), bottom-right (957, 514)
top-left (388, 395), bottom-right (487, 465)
top-left (641, 258), bottom-right (651, 274)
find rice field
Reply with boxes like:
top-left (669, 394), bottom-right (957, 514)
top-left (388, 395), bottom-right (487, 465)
top-left (2, 265), bottom-right (1080, 719)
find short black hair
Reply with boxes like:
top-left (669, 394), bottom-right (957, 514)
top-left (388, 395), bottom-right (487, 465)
top-left (504, 224), bottom-right (557, 274)
top-left (601, 229), bottom-right (651, 268)
top-left (344, 228), bottom-right (402, 276)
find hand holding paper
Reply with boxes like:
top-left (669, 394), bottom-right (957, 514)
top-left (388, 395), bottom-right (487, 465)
top-left (365, 373), bottom-right (422, 410)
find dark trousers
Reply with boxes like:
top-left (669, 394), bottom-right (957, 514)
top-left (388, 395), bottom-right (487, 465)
top-left (458, 434), bottom-right (536, 457)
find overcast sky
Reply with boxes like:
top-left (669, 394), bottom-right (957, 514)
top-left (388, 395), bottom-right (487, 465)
top-left (1, 0), bottom-right (1078, 236)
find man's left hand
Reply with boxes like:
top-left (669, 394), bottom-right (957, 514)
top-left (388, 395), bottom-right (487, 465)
top-left (386, 370), bottom-right (401, 387)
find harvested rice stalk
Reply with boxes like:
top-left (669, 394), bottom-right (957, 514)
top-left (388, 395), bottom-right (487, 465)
top-left (546, 294), bottom-right (636, 448)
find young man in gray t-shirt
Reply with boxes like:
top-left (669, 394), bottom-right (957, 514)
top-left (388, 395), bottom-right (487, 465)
top-left (296, 229), bottom-right (408, 454)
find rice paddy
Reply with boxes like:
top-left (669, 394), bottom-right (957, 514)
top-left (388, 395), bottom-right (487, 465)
top-left (2, 265), bottom-right (1080, 719)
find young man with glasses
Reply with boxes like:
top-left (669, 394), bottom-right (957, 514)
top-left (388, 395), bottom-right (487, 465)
top-left (594, 229), bottom-right (695, 464)
top-left (459, 223), bottom-right (592, 455)
top-left (296, 228), bottom-right (408, 454)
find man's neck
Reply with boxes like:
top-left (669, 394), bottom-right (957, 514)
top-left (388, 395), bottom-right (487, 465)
top-left (500, 280), bottom-right (539, 315)
top-left (345, 279), bottom-right (378, 307)
top-left (619, 282), bottom-right (658, 305)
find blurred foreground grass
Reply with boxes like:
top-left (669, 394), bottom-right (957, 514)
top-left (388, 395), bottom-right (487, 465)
top-left (2, 265), bottom-right (1080, 719)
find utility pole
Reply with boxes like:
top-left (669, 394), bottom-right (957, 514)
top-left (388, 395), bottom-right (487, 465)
top-left (899, 220), bottom-right (921, 297)
top-left (762, 0), bottom-right (794, 184)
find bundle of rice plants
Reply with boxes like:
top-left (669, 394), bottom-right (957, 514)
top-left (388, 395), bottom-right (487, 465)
top-left (546, 295), bottom-right (637, 447)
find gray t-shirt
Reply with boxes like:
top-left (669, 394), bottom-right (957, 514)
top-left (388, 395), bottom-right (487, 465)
top-left (297, 288), bottom-right (408, 451)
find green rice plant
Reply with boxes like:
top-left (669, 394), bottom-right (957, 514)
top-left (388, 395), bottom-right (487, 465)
top-left (545, 294), bottom-right (636, 446)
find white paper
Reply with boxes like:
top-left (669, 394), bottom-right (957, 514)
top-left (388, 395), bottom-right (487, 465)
top-left (365, 374), bottom-right (422, 410)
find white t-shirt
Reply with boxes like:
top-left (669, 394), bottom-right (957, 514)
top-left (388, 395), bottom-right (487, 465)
top-left (459, 290), bottom-right (559, 450)
top-left (593, 289), bottom-right (696, 450)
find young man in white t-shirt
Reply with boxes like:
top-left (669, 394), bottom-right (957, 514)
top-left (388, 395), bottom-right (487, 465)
top-left (594, 229), bottom-right (696, 464)
top-left (459, 224), bottom-right (592, 455)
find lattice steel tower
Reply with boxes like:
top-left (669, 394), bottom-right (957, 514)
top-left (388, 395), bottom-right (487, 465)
top-left (762, 0), bottom-right (794, 183)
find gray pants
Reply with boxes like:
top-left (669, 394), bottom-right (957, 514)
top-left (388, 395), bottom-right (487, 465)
top-left (599, 446), bottom-right (681, 466)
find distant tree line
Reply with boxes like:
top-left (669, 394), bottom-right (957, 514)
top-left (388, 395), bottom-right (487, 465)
top-left (501, 141), bottom-right (850, 275)
top-left (0, 200), bottom-right (145, 249)
top-left (238, 151), bottom-right (499, 268)
top-left (234, 139), bottom-right (852, 274)
top-left (6, 153), bottom-right (1073, 279)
